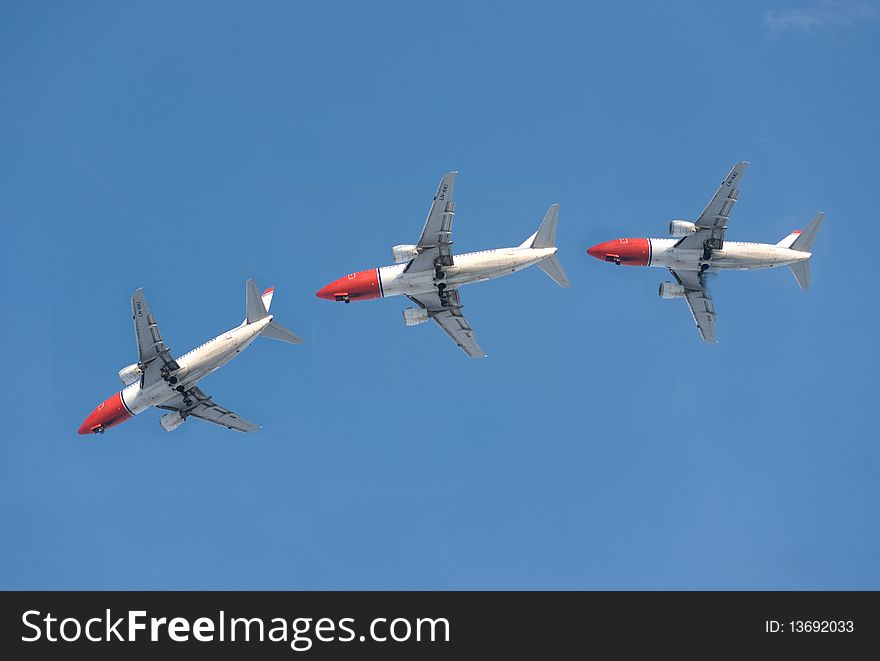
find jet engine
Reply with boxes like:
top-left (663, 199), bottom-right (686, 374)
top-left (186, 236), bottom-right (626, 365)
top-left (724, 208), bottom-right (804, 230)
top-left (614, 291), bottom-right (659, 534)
top-left (402, 307), bottom-right (429, 326)
top-left (118, 363), bottom-right (144, 385)
top-left (659, 282), bottom-right (687, 299)
top-left (160, 411), bottom-right (186, 432)
top-left (392, 244), bottom-right (419, 264)
top-left (669, 220), bottom-right (697, 237)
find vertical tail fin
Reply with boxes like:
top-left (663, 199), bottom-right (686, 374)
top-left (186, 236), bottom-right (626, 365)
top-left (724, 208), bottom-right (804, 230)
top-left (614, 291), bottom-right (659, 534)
top-left (261, 287), bottom-right (274, 313)
top-left (790, 212), bottom-right (825, 253)
top-left (776, 231), bottom-right (801, 249)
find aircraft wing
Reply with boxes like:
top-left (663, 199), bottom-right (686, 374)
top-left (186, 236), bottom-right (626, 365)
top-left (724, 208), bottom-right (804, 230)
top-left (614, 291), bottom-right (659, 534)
top-left (407, 289), bottom-right (485, 358)
top-left (405, 171), bottom-right (458, 274)
top-left (675, 161), bottom-right (748, 252)
top-left (669, 268), bottom-right (717, 343)
top-left (131, 288), bottom-right (179, 388)
top-left (158, 386), bottom-right (261, 433)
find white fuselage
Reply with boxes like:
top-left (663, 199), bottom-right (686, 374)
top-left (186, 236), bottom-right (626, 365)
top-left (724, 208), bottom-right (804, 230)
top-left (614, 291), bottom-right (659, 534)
top-left (121, 316), bottom-right (271, 415)
top-left (647, 238), bottom-right (810, 271)
top-left (379, 246), bottom-right (557, 298)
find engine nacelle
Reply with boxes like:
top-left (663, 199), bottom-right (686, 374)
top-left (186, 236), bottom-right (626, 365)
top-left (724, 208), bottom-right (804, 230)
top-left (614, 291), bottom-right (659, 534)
top-left (160, 411), bottom-right (186, 432)
top-left (118, 363), bottom-right (144, 385)
top-left (392, 244), bottom-right (419, 264)
top-left (669, 220), bottom-right (697, 237)
top-left (402, 307), bottom-right (430, 326)
top-left (659, 282), bottom-right (687, 299)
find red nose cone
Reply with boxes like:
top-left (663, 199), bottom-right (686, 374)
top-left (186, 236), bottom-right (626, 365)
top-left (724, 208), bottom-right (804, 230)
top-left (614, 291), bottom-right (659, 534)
top-left (78, 391), bottom-right (133, 435)
top-left (316, 269), bottom-right (382, 302)
top-left (586, 244), bottom-right (604, 259)
top-left (586, 238), bottom-right (651, 266)
top-left (315, 283), bottom-right (336, 300)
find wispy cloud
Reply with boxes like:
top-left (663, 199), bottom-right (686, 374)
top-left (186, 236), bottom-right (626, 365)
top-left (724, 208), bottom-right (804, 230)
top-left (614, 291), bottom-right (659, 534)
top-left (764, 0), bottom-right (879, 34)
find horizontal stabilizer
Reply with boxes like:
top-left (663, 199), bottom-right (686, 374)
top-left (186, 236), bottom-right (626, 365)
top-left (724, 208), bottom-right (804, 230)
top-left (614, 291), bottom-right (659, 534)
top-left (790, 261), bottom-right (810, 290)
top-left (790, 212), bottom-right (825, 253)
top-left (529, 204), bottom-right (559, 249)
top-left (537, 254), bottom-right (570, 288)
top-left (246, 278), bottom-right (269, 324)
top-left (260, 320), bottom-right (304, 344)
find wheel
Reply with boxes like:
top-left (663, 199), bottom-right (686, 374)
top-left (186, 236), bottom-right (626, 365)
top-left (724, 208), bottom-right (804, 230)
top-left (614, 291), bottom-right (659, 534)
top-left (176, 385), bottom-right (185, 392)
top-left (169, 376), bottom-right (178, 384)
top-left (437, 282), bottom-right (447, 291)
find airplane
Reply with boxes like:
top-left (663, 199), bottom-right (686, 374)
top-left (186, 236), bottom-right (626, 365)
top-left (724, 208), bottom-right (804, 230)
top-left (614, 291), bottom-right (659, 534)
top-left (586, 162), bottom-right (825, 342)
top-left (316, 171), bottom-right (569, 358)
top-left (78, 279), bottom-right (303, 435)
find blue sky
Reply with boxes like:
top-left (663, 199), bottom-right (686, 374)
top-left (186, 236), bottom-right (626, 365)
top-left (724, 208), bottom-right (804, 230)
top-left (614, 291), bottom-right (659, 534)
top-left (1, 0), bottom-right (878, 589)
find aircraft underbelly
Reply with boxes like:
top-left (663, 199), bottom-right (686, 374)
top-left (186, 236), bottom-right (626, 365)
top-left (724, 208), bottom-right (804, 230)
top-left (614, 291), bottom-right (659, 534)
top-left (653, 245), bottom-right (785, 271)
top-left (123, 334), bottom-right (257, 415)
top-left (122, 381), bottom-right (174, 415)
top-left (450, 264), bottom-right (511, 284)
top-left (182, 336), bottom-right (256, 382)
top-left (388, 261), bottom-right (507, 295)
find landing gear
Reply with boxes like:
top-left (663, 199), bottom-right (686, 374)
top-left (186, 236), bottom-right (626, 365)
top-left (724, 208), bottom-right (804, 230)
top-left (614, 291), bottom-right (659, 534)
top-left (699, 263), bottom-right (709, 275)
top-left (433, 254), bottom-right (452, 282)
top-left (437, 282), bottom-right (447, 292)
top-left (176, 385), bottom-right (185, 392)
top-left (168, 376), bottom-right (178, 384)
top-left (702, 236), bottom-right (723, 262)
